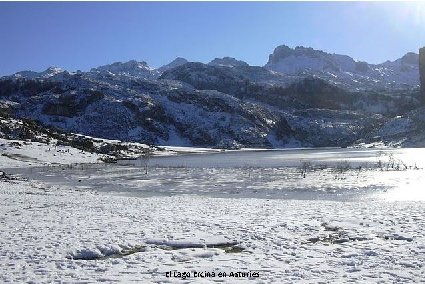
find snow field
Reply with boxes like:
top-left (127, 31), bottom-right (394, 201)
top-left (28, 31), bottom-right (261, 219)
top-left (1, 177), bottom-right (425, 283)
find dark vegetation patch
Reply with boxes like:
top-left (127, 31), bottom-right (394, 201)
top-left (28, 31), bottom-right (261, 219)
top-left (0, 79), bottom-right (63, 98)
top-left (122, 100), bottom-right (170, 139)
top-left (0, 171), bottom-right (16, 181)
top-left (42, 90), bottom-right (104, 117)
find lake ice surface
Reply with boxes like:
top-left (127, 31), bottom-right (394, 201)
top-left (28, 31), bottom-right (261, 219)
top-left (8, 147), bottom-right (425, 201)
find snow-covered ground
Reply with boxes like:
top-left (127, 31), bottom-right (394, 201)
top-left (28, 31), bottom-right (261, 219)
top-left (1, 146), bottom-right (425, 283)
top-left (0, 138), bottom-right (102, 168)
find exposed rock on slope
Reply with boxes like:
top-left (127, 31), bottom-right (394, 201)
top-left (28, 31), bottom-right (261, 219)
top-left (373, 106), bottom-right (425, 147)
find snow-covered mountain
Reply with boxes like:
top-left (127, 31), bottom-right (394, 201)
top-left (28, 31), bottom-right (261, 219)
top-left (1, 67), bottom-right (418, 148)
top-left (0, 44), bottom-right (422, 148)
top-left (265, 45), bottom-right (420, 91)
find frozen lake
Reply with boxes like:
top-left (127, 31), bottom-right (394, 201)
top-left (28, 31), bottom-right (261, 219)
top-left (8, 147), bottom-right (425, 201)
top-left (147, 147), bottom-right (425, 168)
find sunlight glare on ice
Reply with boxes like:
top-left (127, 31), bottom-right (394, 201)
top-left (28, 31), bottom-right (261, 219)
top-left (384, 171), bottom-right (425, 201)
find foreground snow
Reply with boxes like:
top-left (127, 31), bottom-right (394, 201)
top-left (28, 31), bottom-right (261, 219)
top-left (1, 176), bottom-right (425, 283)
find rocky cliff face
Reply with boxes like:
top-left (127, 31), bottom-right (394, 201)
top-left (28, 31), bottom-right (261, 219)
top-left (265, 45), bottom-right (420, 91)
top-left (420, 47), bottom-right (425, 104)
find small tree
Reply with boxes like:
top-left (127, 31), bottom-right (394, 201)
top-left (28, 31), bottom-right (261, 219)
top-left (299, 161), bottom-right (312, 178)
top-left (141, 147), bottom-right (153, 174)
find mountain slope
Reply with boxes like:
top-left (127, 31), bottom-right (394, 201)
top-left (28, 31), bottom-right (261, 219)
top-left (0, 70), bottom-right (391, 149)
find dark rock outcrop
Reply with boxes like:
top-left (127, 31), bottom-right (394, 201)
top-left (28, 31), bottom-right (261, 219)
top-left (420, 47), bottom-right (425, 104)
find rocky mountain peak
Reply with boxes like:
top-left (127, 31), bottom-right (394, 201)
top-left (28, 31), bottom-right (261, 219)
top-left (90, 60), bottom-right (158, 79)
top-left (92, 60), bottom-right (152, 71)
top-left (267, 45), bottom-right (292, 65)
top-left (41, 67), bottom-right (65, 77)
top-left (400, 52), bottom-right (420, 65)
top-left (158, 57), bottom-right (188, 72)
top-left (265, 45), bottom-right (356, 74)
top-left (267, 45), bottom-right (332, 65)
top-left (208, 57), bottom-right (249, 68)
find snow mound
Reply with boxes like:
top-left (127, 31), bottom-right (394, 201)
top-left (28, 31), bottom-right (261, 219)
top-left (145, 236), bottom-right (239, 249)
top-left (68, 244), bottom-right (145, 260)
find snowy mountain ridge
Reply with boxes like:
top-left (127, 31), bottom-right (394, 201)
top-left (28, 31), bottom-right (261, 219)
top-left (0, 44), bottom-right (423, 149)
top-left (3, 44), bottom-right (420, 92)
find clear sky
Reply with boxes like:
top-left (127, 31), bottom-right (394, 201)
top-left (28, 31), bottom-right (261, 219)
top-left (0, 1), bottom-right (424, 76)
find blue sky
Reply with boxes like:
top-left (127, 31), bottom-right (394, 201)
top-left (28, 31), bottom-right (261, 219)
top-left (0, 1), bottom-right (424, 76)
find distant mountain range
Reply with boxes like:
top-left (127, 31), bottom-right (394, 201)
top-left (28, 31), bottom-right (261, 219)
top-left (7, 44), bottom-right (419, 92)
top-left (1, 44), bottom-right (423, 148)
